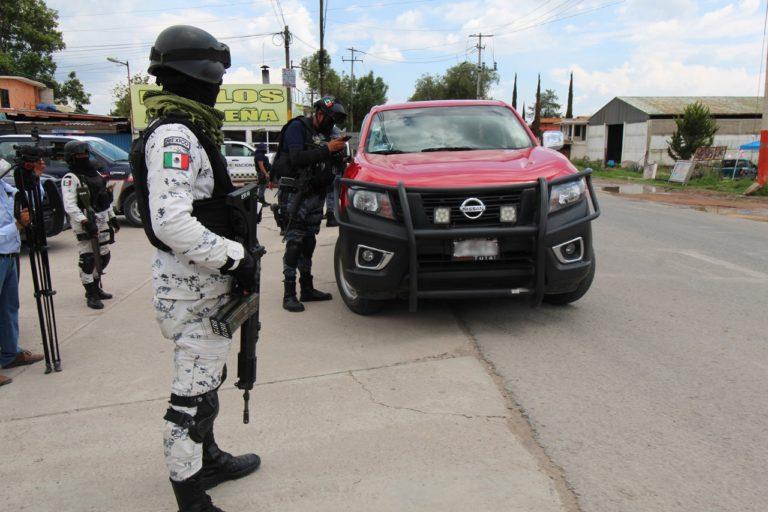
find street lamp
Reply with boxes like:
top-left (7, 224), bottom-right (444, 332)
top-left (107, 57), bottom-right (135, 137)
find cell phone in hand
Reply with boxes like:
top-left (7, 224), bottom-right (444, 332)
top-left (337, 135), bottom-right (352, 142)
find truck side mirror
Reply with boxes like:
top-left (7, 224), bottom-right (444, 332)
top-left (542, 130), bottom-right (564, 150)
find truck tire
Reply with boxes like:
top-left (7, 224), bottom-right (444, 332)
top-left (543, 257), bottom-right (596, 306)
top-left (334, 238), bottom-right (384, 315)
top-left (123, 191), bottom-right (143, 227)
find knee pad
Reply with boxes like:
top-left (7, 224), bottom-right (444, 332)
top-left (163, 388), bottom-right (220, 443)
top-left (301, 236), bottom-right (317, 258)
top-left (283, 240), bottom-right (302, 269)
top-left (79, 253), bottom-right (95, 274)
top-left (100, 252), bottom-right (111, 270)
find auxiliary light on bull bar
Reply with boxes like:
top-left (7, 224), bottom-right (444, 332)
top-left (433, 207), bottom-right (451, 224)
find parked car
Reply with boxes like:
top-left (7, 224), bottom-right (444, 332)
top-left (0, 134), bottom-right (141, 226)
top-left (333, 100), bottom-right (600, 314)
top-left (221, 140), bottom-right (275, 185)
top-left (721, 159), bottom-right (757, 179)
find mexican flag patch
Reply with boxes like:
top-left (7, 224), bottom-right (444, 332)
top-left (163, 152), bottom-right (190, 170)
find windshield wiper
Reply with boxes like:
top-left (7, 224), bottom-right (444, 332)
top-left (420, 146), bottom-right (476, 152)
top-left (369, 149), bottom-right (406, 155)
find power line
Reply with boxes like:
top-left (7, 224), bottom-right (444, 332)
top-left (342, 47), bottom-right (363, 129)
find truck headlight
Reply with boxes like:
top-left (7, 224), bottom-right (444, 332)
top-left (549, 179), bottom-right (586, 213)
top-left (349, 188), bottom-right (395, 220)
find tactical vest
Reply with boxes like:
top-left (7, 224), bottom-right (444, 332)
top-left (73, 172), bottom-right (112, 213)
top-left (130, 113), bottom-right (236, 253)
top-left (271, 116), bottom-right (316, 182)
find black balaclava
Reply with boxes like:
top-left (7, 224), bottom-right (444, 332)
top-left (316, 111), bottom-right (335, 137)
top-left (156, 68), bottom-right (221, 107)
top-left (71, 155), bottom-right (98, 176)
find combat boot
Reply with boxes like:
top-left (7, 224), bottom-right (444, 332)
top-left (199, 432), bottom-right (261, 490)
top-left (83, 283), bottom-right (104, 310)
top-left (325, 211), bottom-right (338, 227)
top-left (300, 274), bottom-right (333, 302)
top-left (283, 279), bottom-right (305, 312)
top-left (170, 470), bottom-right (224, 512)
top-left (94, 278), bottom-right (113, 300)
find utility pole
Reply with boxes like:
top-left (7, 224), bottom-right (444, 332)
top-left (343, 47), bottom-right (363, 131)
top-left (469, 33), bottom-right (492, 99)
top-left (283, 25), bottom-right (293, 119)
top-left (107, 57), bottom-right (133, 136)
top-left (752, 42), bottom-right (768, 192)
top-left (319, 0), bottom-right (325, 96)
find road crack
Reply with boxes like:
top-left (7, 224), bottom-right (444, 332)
top-left (348, 371), bottom-right (508, 421)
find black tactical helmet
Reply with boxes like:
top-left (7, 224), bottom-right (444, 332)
top-left (148, 25), bottom-right (231, 84)
top-left (313, 96), bottom-right (347, 125)
top-left (63, 140), bottom-right (89, 163)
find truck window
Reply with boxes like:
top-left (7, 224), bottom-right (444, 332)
top-left (365, 106), bottom-right (533, 154)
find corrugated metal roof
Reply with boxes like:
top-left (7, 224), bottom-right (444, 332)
top-left (618, 96), bottom-right (761, 116)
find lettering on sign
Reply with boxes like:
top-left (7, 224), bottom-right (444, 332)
top-left (131, 84), bottom-right (288, 129)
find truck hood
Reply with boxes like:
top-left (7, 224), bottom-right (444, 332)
top-left (350, 147), bottom-right (578, 188)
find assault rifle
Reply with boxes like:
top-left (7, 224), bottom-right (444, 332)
top-left (76, 187), bottom-right (103, 278)
top-left (209, 183), bottom-right (265, 424)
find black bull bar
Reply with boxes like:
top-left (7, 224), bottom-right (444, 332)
top-left (334, 169), bottom-right (601, 312)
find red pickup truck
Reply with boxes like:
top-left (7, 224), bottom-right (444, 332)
top-left (333, 100), bottom-right (600, 314)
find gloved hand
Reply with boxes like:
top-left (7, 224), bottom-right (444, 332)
top-left (109, 217), bottom-right (120, 233)
top-left (222, 250), bottom-right (257, 293)
top-left (81, 219), bottom-right (98, 237)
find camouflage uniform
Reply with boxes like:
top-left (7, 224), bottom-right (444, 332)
top-left (145, 122), bottom-right (244, 482)
top-left (61, 173), bottom-right (115, 284)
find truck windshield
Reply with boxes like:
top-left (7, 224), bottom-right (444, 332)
top-left (88, 139), bottom-right (129, 162)
top-left (365, 106), bottom-right (533, 154)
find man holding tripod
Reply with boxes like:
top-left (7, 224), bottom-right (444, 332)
top-left (0, 147), bottom-right (45, 386)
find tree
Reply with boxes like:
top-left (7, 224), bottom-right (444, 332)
top-left (565, 72), bottom-right (573, 119)
top-left (511, 73), bottom-right (517, 110)
top-left (299, 50), bottom-right (343, 100)
top-left (339, 71), bottom-right (388, 132)
top-left (110, 73), bottom-right (152, 117)
top-left (530, 74), bottom-right (542, 139)
top-left (0, 0), bottom-right (65, 90)
top-left (409, 61), bottom-right (499, 101)
top-left (59, 71), bottom-right (91, 113)
top-left (529, 88), bottom-right (561, 118)
top-left (668, 101), bottom-right (718, 161)
top-left (520, 101), bottom-right (526, 122)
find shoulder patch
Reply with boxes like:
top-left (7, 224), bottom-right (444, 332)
top-left (163, 136), bottom-right (191, 151)
top-left (62, 177), bottom-right (72, 187)
top-left (163, 152), bottom-right (190, 171)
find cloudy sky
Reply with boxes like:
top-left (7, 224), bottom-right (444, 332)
top-left (47, 0), bottom-right (766, 117)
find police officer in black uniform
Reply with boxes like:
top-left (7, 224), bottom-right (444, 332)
top-left (273, 96), bottom-right (347, 312)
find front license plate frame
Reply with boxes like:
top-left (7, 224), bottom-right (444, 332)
top-left (452, 238), bottom-right (500, 261)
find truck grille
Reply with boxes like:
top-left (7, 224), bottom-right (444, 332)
top-left (420, 191), bottom-right (526, 227)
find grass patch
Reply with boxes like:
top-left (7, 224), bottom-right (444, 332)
top-left (571, 159), bottom-right (768, 197)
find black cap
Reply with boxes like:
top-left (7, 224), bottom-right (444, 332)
top-left (148, 25), bottom-right (231, 84)
top-left (313, 96), bottom-right (347, 125)
top-left (17, 145), bottom-right (45, 163)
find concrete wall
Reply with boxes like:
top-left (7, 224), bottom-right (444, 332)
top-left (646, 118), bottom-right (760, 165)
top-left (586, 125), bottom-right (605, 161)
top-left (0, 78), bottom-right (40, 109)
top-left (570, 141), bottom-right (588, 160)
top-left (621, 121), bottom-right (649, 165)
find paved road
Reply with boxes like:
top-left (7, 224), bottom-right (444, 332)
top-left (456, 194), bottom-right (768, 512)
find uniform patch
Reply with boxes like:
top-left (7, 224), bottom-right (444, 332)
top-left (62, 177), bottom-right (72, 187)
top-left (163, 137), bottom-right (191, 151)
top-left (163, 152), bottom-right (190, 170)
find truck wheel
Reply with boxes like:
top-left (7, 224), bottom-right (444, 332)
top-left (334, 238), bottom-right (384, 315)
top-left (543, 257), bottom-right (596, 306)
top-left (123, 192), bottom-right (143, 227)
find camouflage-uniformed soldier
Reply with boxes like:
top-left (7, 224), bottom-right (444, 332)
top-left (273, 96), bottom-right (347, 312)
top-left (61, 141), bottom-right (118, 310)
top-left (132, 25), bottom-right (260, 512)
